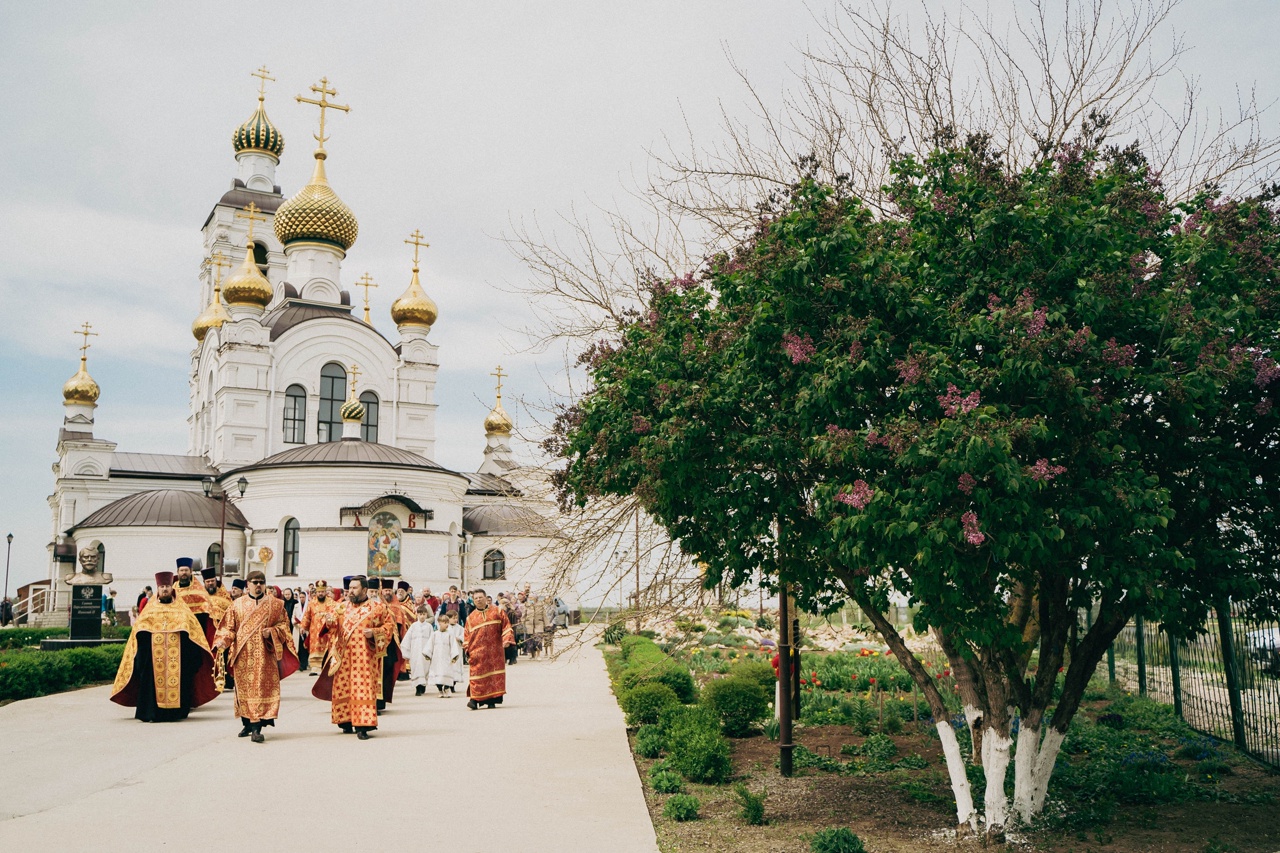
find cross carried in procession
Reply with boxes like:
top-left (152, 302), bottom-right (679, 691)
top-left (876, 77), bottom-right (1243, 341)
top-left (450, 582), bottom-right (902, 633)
top-left (356, 272), bottom-right (378, 324)
top-left (74, 321), bottom-right (98, 358)
top-left (296, 76), bottom-right (350, 150)
top-left (235, 202), bottom-right (267, 244)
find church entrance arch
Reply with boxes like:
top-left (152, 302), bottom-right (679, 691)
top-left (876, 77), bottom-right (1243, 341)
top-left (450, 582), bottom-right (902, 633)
top-left (367, 511), bottom-right (402, 579)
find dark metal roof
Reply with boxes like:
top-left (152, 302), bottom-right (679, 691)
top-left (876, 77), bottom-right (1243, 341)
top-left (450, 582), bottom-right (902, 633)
top-left (68, 489), bottom-right (247, 534)
top-left (110, 452), bottom-right (219, 480)
top-left (463, 472), bottom-right (521, 497)
top-left (261, 298), bottom-right (390, 344)
top-left (224, 439), bottom-right (464, 478)
top-left (202, 185), bottom-right (284, 229)
top-left (462, 503), bottom-right (545, 536)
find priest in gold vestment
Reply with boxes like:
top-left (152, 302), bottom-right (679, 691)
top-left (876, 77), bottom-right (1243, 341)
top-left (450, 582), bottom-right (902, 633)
top-left (111, 571), bottom-right (218, 722)
top-left (299, 580), bottom-right (338, 675)
top-left (213, 570), bottom-right (299, 742)
top-left (172, 557), bottom-right (216, 645)
top-left (203, 566), bottom-right (232, 626)
top-left (313, 575), bottom-right (391, 740)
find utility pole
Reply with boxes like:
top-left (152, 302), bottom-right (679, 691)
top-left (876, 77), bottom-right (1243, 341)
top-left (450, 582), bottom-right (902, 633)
top-left (634, 507), bottom-right (641, 632)
top-left (778, 581), bottom-right (794, 777)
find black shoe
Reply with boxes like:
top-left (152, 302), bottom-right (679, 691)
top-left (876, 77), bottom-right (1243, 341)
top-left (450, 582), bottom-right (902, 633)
top-left (250, 732), bottom-right (265, 743)
top-left (467, 699), bottom-right (479, 710)
top-left (415, 685), bottom-right (426, 696)
top-left (339, 723), bottom-right (354, 734)
top-left (238, 726), bottom-right (252, 737)
top-left (356, 730), bottom-right (371, 740)
top-left (486, 701), bottom-right (497, 709)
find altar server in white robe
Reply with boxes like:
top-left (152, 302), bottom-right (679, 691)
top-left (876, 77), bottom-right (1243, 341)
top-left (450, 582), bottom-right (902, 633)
top-left (402, 606), bottom-right (434, 696)
top-left (426, 610), bottom-right (464, 696)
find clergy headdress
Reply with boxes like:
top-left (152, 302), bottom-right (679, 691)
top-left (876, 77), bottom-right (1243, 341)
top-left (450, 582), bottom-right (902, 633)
top-left (396, 581), bottom-right (410, 592)
top-left (155, 571), bottom-right (175, 587)
top-left (342, 575), bottom-right (355, 590)
top-left (315, 579), bottom-right (328, 590)
top-left (367, 577), bottom-right (382, 590)
top-left (201, 567), bottom-right (218, 580)
top-left (232, 578), bottom-right (247, 590)
top-left (176, 557), bottom-right (194, 569)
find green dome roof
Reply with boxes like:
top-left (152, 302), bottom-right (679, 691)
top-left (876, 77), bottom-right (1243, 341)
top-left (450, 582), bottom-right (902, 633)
top-left (233, 99), bottom-right (285, 158)
top-left (340, 398), bottom-right (366, 422)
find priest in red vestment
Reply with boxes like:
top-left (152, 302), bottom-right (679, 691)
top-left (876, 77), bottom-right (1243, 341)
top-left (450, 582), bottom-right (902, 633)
top-left (213, 570), bottom-right (299, 742)
top-left (312, 575), bottom-right (392, 739)
top-left (111, 571), bottom-right (218, 722)
top-left (463, 588), bottom-right (515, 710)
top-left (370, 577), bottom-right (403, 710)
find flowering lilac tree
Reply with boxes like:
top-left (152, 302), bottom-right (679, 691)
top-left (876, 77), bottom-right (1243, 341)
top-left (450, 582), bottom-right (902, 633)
top-left (556, 134), bottom-right (1280, 832)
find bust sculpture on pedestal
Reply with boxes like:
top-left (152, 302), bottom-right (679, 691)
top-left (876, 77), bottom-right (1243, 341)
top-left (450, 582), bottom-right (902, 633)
top-left (64, 546), bottom-right (114, 586)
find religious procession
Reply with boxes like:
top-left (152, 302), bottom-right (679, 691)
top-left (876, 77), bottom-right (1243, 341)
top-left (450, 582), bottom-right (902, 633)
top-left (110, 557), bottom-right (562, 742)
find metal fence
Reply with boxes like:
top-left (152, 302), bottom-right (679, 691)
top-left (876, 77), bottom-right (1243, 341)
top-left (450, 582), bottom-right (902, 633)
top-left (1106, 607), bottom-right (1280, 767)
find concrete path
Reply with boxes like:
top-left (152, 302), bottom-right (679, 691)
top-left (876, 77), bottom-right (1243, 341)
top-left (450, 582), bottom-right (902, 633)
top-left (0, 628), bottom-right (658, 853)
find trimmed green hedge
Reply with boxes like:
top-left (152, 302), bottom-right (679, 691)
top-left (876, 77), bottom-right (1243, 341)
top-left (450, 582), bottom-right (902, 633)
top-left (0, 644), bottom-right (126, 701)
top-left (0, 626), bottom-right (132, 650)
top-left (702, 675), bottom-right (770, 737)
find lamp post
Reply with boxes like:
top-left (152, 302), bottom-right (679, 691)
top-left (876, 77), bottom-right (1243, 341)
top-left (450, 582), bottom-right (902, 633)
top-left (3, 533), bottom-right (12, 617)
top-left (203, 476), bottom-right (248, 575)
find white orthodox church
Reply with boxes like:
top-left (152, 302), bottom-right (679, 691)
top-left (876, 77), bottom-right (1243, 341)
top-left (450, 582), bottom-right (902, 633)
top-left (43, 73), bottom-right (567, 612)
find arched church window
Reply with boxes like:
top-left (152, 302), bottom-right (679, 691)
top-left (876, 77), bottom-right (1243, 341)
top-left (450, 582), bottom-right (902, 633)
top-left (360, 391), bottom-right (379, 443)
top-left (253, 241), bottom-right (270, 273)
top-left (483, 549), bottom-right (505, 580)
top-left (318, 363), bottom-right (346, 442)
top-left (207, 542), bottom-right (221, 573)
top-left (283, 384), bottom-right (306, 444)
top-left (282, 519), bottom-right (300, 576)
top-left (96, 542), bottom-right (106, 574)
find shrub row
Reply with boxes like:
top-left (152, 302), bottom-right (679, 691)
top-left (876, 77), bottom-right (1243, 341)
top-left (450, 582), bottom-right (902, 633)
top-left (0, 645), bottom-right (126, 701)
top-left (0, 625), bottom-right (133, 650)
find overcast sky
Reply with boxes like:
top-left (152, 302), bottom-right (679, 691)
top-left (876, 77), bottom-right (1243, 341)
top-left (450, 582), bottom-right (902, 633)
top-left (0, 1), bottom-right (1275, 592)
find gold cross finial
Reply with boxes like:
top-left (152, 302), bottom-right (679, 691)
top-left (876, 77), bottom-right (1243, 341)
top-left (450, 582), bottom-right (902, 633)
top-left (209, 250), bottom-right (231, 287)
top-left (251, 65), bottom-right (275, 101)
top-left (74, 321), bottom-right (99, 362)
top-left (404, 229), bottom-right (429, 270)
top-left (491, 365), bottom-right (507, 401)
top-left (235, 201), bottom-right (267, 244)
top-left (296, 76), bottom-right (350, 151)
top-left (355, 273), bottom-right (379, 324)
top-left (348, 363), bottom-right (362, 399)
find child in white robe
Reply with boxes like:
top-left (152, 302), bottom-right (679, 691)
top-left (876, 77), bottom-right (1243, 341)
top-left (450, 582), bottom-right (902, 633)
top-left (425, 611), bottom-right (463, 696)
top-left (402, 606), bottom-right (434, 696)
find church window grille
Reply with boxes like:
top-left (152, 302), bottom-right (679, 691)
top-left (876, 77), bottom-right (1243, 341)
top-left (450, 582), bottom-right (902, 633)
top-left (283, 384), bottom-right (306, 444)
top-left (360, 391), bottom-right (379, 443)
top-left (97, 542), bottom-right (106, 574)
top-left (318, 363), bottom-right (346, 442)
top-left (282, 519), bottom-right (300, 576)
top-left (483, 549), bottom-right (505, 580)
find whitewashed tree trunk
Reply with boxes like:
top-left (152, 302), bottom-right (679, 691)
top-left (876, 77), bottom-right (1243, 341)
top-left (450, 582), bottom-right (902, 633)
top-left (963, 703), bottom-right (982, 760)
top-left (1012, 724), bottom-right (1066, 822)
top-left (980, 727), bottom-right (1013, 834)
top-left (936, 721), bottom-right (978, 831)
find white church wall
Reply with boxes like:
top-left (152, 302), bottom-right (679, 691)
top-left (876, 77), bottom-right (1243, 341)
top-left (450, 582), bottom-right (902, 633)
top-left (66, 524), bottom-right (247, 602)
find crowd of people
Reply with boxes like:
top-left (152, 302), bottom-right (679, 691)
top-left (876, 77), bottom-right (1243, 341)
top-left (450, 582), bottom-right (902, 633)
top-left (111, 558), bottom-right (569, 743)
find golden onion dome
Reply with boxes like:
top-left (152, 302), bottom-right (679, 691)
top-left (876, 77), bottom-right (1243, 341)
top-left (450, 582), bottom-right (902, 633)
top-left (192, 284), bottom-right (233, 341)
top-left (484, 399), bottom-right (513, 436)
top-left (340, 397), bottom-right (366, 423)
top-left (222, 245), bottom-right (274, 308)
top-left (273, 153), bottom-right (358, 252)
top-left (390, 265), bottom-right (438, 329)
top-left (232, 97), bottom-right (285, 159)
top-left (63, 356), bottom-right (100, 406)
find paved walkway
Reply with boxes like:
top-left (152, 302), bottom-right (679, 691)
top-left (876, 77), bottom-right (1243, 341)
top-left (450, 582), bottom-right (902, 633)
top-left (0, 628), bottom-right (657, 853)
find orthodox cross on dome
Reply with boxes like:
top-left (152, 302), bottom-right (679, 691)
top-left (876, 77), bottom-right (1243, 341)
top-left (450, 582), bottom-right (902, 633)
top-left (404, 229), bottom-right (429, 270)
top-left (209, 250), bottom-right (231, 286)
top-left (235, 201), bottom-right (267, 245)
top-left (356, 272), bottom-right (378, 324)
top-left (74, 321), bottom-right (98, 363)
top-left (348, 363), bottom-right (362, 399)
top-left (491, 364), bottom-right (506, 401)
top-left (296, 76), bottom-right (350, 152)
top-left (251, 65), bottom-right (275, 101)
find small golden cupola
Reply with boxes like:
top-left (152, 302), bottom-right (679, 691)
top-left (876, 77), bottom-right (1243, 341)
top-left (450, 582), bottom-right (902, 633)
top-left (222, 202), bottom-right (274, 309)
top-left (339, 365), bottom-right (366, 440)
top-left (273, 77), bottom-right (358, 253)
top-left (63, 322), bottom-right (101, 406)
top-left (192, 250), bottom-right (234, 341)
top-left (484, 365), bottom-right (514, 436)
top-left (390, 229), bottom-right (439, 330)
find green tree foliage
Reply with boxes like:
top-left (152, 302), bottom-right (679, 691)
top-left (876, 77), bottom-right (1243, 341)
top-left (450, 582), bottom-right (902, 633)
top-left (555, 129), bottom-right (1280, 825)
